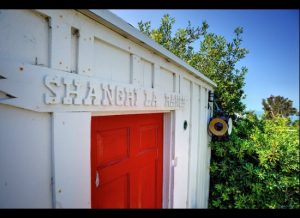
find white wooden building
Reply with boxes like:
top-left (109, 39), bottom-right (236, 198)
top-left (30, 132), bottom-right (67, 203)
top-left (0, 9), bottom-right (216, 208)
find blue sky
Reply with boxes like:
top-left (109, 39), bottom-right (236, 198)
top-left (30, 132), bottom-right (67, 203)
top-left (108, 10), bottom-right (299, 112)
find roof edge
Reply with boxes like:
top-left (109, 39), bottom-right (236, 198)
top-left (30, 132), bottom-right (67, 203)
top-left (77, 9), bottom-right (217, 88)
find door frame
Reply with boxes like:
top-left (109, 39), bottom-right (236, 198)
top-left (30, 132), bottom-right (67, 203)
top-left (91, 110), bottom-right (175, 208)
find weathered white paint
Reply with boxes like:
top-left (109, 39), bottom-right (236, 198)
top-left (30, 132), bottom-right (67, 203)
top-left (173, 78), bottom-right (192, 208)
top-left (52, 112), bottom-right (91, 208)
top-left (204, 99), bottom-right (212, 208)
top-left (0, 9), bottom-right (215, 208)
top-left (84, 10), bottom-right (216, 88)
top-left (94, 38), bottom-right (131, 83)
top-left (49, 16), bottom-right (71, 72)
top-left (0, 59), bottom-right (185, 112)
top-left (0, 104), bottom-right (52, 208)
top-left (196, 87), bottom-right (211, 208)
top-left (0, 10), bottom-right (49, 67)
top-left (158, 68), bottom-right (175, 92)
top-left (187, 83), bottom-right (201, 208)
top-left (162, 112), bottom-right (175, 208)
top-left (70, 27), bottom-right (79, 73)
top-left (141, 59), bottom-right (154, 88)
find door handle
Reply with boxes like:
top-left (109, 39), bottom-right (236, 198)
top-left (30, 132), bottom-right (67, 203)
top-left (95, 170), bottom-right (100, 188)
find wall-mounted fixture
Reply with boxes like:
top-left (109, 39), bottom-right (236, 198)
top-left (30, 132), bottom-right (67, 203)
top-left (208, 90), bottom-right (214, 102)
top-left (207, 90), bottom-right (233, 140)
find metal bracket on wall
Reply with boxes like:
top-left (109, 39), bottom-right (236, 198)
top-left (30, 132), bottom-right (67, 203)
top-left (171, 157), bottom-right (178, 167)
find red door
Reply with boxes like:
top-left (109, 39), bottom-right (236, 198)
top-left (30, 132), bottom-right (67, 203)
top-left (91, 113), bottom-right (163, 208)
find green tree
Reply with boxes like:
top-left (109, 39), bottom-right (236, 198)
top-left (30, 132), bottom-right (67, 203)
top-left (138, 14), bottom-right (248, 116)
top-left (138, 14), bottom-right (300, 209)
top-left (292, 119), bottom-right (299, 128)
top-left (209, 114), bottom-right (300, 208)
top-left (262, 95), bottom-right (298, 119)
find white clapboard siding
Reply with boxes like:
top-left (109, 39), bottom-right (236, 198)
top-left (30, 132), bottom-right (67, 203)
top-left (0, 104), bottom-right (52, 208)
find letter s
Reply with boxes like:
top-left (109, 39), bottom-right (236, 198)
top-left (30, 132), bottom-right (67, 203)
top-left (44, 75), bottom-right (61, 104)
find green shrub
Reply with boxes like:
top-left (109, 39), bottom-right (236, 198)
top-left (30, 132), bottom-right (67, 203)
top-left (209, 114), bottom-right (300, 208)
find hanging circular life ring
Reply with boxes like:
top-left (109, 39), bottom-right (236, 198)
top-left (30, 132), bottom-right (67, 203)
top-left (208, 117), bottom-right (228, 136)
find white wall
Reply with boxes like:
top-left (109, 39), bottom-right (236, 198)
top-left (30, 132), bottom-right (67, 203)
top-left (52, 112), bottom-right (91, 208)
top-left (196, 86), bottom-right (211, 208)
top-left (173, 78), bottom-right (192, 208)
top-left (187, 83), bottom-right (201, 208)
top-left (172, 76), bottom-right (212, 208)
top-left (0, 10), bottom-right (49, 66)
top-left (0, 9), bottom-right (214, 208)
top-left (0, 104), bottom-right (52, 208)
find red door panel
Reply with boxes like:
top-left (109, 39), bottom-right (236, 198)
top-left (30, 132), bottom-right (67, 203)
top-left (136, 160), bottom-right (157, 208)
top-left (91, 113), bottom-right (163, 208)
top-left (96, 174), bottom-right (130, 208)
top-left (96, 128), bottom-right (130, 166)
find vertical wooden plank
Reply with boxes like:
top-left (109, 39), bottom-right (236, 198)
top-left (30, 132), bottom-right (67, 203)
top-left (52, 112), bottom-right (91, 208)
top-left (174, 73), bottom-right (180, 93)
top-left (153, 63), bottom-right (160, 89)
top-left (196, 85), bottom-right (203, 208)
top-left (130, 54), bottom-right (142, 86)
top-left (187, 83), bottom-right (200, 208)
top-left (0, 104), bottom-right (52, 208)
top-left (173, 78), bottom-right (191, 208)
top-left (78, 29), bottom-right (94, 76)
top-left (162, 112), bottom-right (175, 208)
top-left (204, 88), bottom-right (212, 208)
top-left (70, 27), bottom-right (79, 73)
top-left (140, 59), bottom-right (153, 89)
top-left (173, 110), bottom-right (186, 208)
top-left (49, 16), bottom-right (71, 71)
top-left (196, 86), bottom-right (210, 208)
top-left (178, 74), bottom-right (182, 94)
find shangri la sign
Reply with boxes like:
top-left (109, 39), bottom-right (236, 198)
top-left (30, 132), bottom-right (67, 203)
top-left (0, 60), bottom-right (185, 112)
